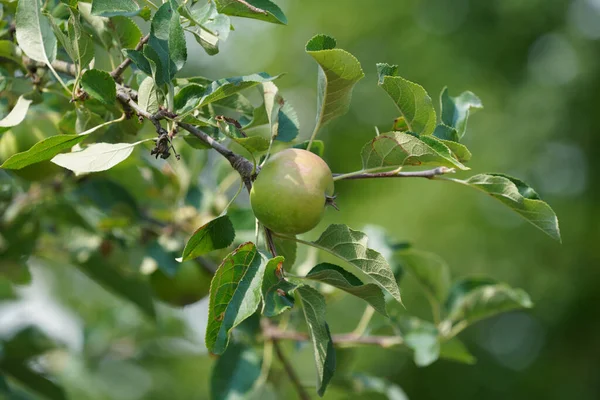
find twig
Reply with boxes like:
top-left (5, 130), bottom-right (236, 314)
top-left (234, 0), bottom-right (268, 14)
top-left (333, 166), bottom-right (455, 181)
top-left (272, 340), bottom-right (311, 400)
top-left (263, 325), bottom-right (404, 348)
top-left (110, 34), bottom-right (150, 81)
top-left (264, 228), bottom-right (277, 257)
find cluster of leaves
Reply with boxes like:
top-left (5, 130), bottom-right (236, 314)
top-left (0, 0), bottom-right (560, 399)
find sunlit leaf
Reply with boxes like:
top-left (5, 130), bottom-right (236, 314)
top-left (214, 0), bottom-right (287, 25)
top-left (306, 35), bottom-right (364, 134)
top-left (449, 173), bottom-right (561, 241)
top-left (447, 283), bottom-right (533, 326)
top-left (206, 242), bottom-right (266, 354)
top-left (144, 0), bottom-right (187, 86)
top-left (361, 131), bottom-right (468, 171)
top-left (51, 139), bottom-right (150, 175)
top-left (175, 74), bottom-right (279, 114)
top-left (439, 87), bottom-right (482, 141)
top-left (180, 215), bottom-right (235, 262)
top-left (305, 263), bottom-right (388, 317)
top-left (377, 63), bottom-right (436, 136)
top-left (0, 96), bottom-right (32, 134)
top-left (311, 224), bottom-right (402, 303)
top-left (296, 285), bottom-right (335, 396)
top-left (91, 0), bottom-right (141, 17)
top-left (15, 0), bottom-right (56, 64)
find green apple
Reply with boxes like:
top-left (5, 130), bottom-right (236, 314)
top-left (150, 261), bottom-right (213, 307)
top-left (250, 148), bottom-right (334, 235)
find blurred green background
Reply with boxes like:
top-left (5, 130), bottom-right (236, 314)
top-left (2, 0), bottom-right (600, 399)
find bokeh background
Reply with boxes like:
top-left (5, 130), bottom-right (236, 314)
top-left (2, 0), bottom-right (600, 399)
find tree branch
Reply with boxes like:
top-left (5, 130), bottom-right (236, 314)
top-left (110, 34), bottom-right (150, 81)
top-left (27, 56), bottom-right (257, 189)
top-left (272, 340), bottom-right (311, 400)
top-left (334, 166), bottom-right (455, 181)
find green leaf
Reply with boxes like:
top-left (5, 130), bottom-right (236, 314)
top-left (111, 16), bottom-right (142, 49)
top-left (210, 342), bottom-right (262, 400)
top-left (51, 139), bottom-right (149, 175)
top-left (177, 74), bottom-right (279, 114)
top-left (305, 263), bottom-right (388, 317)
top-left (215, 118), bottom-right (270, 153)
top-left (67, 10), bottom-right (94, 68)
top-left (0, 40), bottom-right (23, 67)
top-left (432, 123), bottom-right (459, 142)
top-left (233, 136), bottom-right (270, 153)
top-left (438, 137), bottom-right (472, 162)
top-left (180, 2), bottom-right (231, 56)
top-left (205, 242), bottom-right (266, 354)
top-left (342, 374), bottom-right (409, 400)
top-left (311, 224), bottom-right (402, 303)
top-left (447, 283), bottom-right (533, 326)
top-left (0, 277), bottom-right (17, 300)
top-left (145, 0), bottom-right (187, 86)
top-left (137, 76), bottom-right (161, 114)
top-left (180, 215), bottom-right (235, 262)
top-left (293, 140), bottom-right (325, 157)
top-left (395, 249), bottom-right (450, 305)
top-left (361, 131), bottom-right (468, 171)
top-left (272, 235), bottom-right (296, 270)
top-left (260, 81), bottom-right (299, 142)
top-left (444, 277), bottom-right (496, 313)
top-left (0, 363), bottom-right (66, 400)
top-left (75, 252), bottom-right (156, 319)
top-left (396, 317), bottom-right (439, 367)
top-left (91, 0), bottom-right (141, 17)
top-left (0, 96), bottom-right (32, 134)
top-left (296, 285), bottom-right (335, 397)
top-left (1, 135), bottom-right (85, 169)
top-left (214, 0), bottom-right (287, 25)
top-left (306, 35), bottom-right (364, 135)
top-left (450, 173), bottom-right (561, 241)
top-left (376, 63), bottom-right (436, 136)
top-left (81, 69), bottom-right (116, 105)
top-left (439, 337), bottom-right (476, 365)
top-left (125, 49), bottom-right (152, 76)
top-left (261, 256), bottom-right (297, 317)
top-left (15, 0), bottom-right (57, 64)
top-left (440, 87), bottom-right (482, 141)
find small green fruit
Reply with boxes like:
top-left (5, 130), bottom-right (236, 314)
top-left (150, 262), bottom-right (212, 307)
top-left (250, 148), bottom-right (334, 235)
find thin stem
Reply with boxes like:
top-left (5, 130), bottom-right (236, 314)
top-left (110, 34), bottom-right (150, 81)
top-left (333, 166), bottom-right (455, 181)
top-left (425, 292), bottom-right (442, 325)
top-left (264, 228), bottom-right (277, 257)
top-left (46, 63), bottom-right (72, 95)
top-left (306, 115), bottom-right (322, 153)
top-left (255, 339), bottom-right (273, 387)
top-left (272, 340), bottom-right (311, 400)
top-left (263, 325), bottom-right (404, 348)
top-left (220, 179), bottom-right (243, 216)
top-left (352, 306), bottom-right (375, 337)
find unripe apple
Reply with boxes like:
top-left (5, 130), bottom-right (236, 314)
top-left (149, 261), bottom-right (212, 307)
top-left (250, 148), bottom-right (334, 235)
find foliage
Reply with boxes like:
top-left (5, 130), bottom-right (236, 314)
top-left (0, 0), bottom-right (562, 399)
